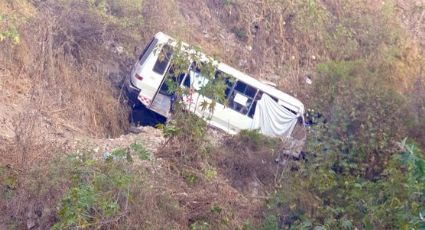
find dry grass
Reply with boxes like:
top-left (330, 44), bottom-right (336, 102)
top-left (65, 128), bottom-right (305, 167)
top-left (1, 0), bottom-right (425, 228)
top-left (152, 141), bottom-right (264, 229)
top-left (1, 0), bottom-right (132, 141)
top-left (1, 139), bottom-right (264, 229)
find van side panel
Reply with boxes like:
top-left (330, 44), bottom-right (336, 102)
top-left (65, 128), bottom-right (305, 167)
top-left (185, 93), bottom-right (253, 134)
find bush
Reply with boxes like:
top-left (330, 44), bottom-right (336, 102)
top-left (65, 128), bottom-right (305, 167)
top-left (51, 150), bottom-right (135, 229)
top-left (313, 60), bottom-right (408, 178)
top-left (0, 15), bottom-right (20, 44)
top-left (264, 139), bottom-right (425, 229)
top-left (1, 141), bottom-right (187, 229)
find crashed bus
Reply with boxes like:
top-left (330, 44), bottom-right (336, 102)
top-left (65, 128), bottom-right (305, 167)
top-left (124, 32), bottom-right (305, 137)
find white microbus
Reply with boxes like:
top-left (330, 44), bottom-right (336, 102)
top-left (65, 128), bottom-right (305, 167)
top-left (124, 32), bottom-right (305, 137)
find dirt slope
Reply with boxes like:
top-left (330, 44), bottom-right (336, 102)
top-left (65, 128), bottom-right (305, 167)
top-left (1, 0), bottom-right (424, 163)
top-left (1, 0), bottom-right (424, 229)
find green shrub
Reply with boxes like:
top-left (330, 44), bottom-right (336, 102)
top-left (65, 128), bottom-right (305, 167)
top-left (0, 14), bottom-right (20, 44)
top-left (210, 204), bottom-right (222, 215)
top-left (190, 221), bottom-right (210, 230)
top-left (313, 60), bottom-right (408, 177)
top-left (130, 142), bottom-right (151, 160)
top-left (53, 151), bottom-right (134, 229)
top-left (203, 166), bottom-right (217, 181)
top-left (182, 171), bottom-right (198, 186)
top-left (231, 27), bottom-right (248, 42)
top-left (238, 129), bottom-right (279, 150)
top-left (156, 43), bottom-right (232, 161)
top-left (0, 165), bottom-right (18, 200)
top-left (262, 214), bottom-right (278, 230)
top-left (264, 139), bottom-right (425, 229)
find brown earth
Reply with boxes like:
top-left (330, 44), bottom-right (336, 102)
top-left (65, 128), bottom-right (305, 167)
top-left (0, 0), bottom-right (424, 228)
top-left (1, 0), bottom-right (424, 165)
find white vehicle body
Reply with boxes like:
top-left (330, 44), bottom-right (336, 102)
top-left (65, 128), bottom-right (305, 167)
top-left (125, 32), bottom-right (305, 137)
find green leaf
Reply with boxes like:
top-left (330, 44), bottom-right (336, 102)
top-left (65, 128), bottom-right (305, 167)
top-left (130, 142), bottom-right (151, 161)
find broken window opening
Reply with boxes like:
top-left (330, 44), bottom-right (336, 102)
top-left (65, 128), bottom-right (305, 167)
top-left (153, 44), bottom-right (173, 75)
top-left (227, 81), bottom-right (258, 116)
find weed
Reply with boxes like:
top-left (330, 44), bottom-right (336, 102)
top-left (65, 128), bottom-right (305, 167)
top-left (262, 214), bottom-right (278, 230)
top-left (53, 150), bottom-right (133, 229)
top-left (0, 14), bottom-right (20, 44)
top-left (242, 219), bottom-right (256, 230)
top-left (263, 138), bottom-right (425, 229)
top-left (313, 60), bottom-right (407, 177)
top-left (110, 147), bottom-right (133, 162)
top-left (190, 221), bottom-right (210, 230)
top-left (157, 123), bottom-right (180, 138)
top-left (0, 165), bottom-right (17, 200)
top-left (203, 166), bottom-right (217, 181)
top-left (210, 204), bottom-right (222, 215)
top-left (222, 0), bottom-right (235, 5)
top-left (183, 171), bottom-right (198, 186)
top-left (231, 27), bottom-right (248, 42)
top-left (130, 142), bottom-right (151, 160)
top-left (239, 129), bottom-right (279, 150)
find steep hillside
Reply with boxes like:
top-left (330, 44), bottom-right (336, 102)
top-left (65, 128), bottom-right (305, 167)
top-left (1, 0), bottom-right (425, 229)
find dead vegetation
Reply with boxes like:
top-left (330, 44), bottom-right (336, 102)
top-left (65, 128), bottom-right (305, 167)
top-left (0, 0), bottom-right (136, 166)
top-left (2, 132), bottom-right (267, 229)
top-left (1, 0), bottom-right (425, 229)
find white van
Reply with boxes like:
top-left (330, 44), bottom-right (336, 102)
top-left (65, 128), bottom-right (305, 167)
top-left (124, 32), bottom-right (305, 137)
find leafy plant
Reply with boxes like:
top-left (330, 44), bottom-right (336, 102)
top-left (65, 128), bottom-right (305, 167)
top-left (0, 165), bottom-right (18, 200)
top-left (264, 137), bottom-right (425, 229)
top-left (53, 150), bottom-right (133, 229)
top-left (231, 27), bottom-right (248, 42)
top-left (210, 204), bottom-right (222, 215)
top-left (313, 60), bottom-right (407, 178)
top-left (111, 147), bottom-right (131, 160)
top-left (0, 14), bottom-right (20, 44)
top-left (130, 142), bottom-right (151, 160)
top-left (203, 166), bottom-right (217, 181)
top-left (86, 0), bottom-right (144, 29)
top-left (238, 129), bottom-right (279, 150)
top-left (191, 221), bottom-right (210, 230)
top-left (157, 42), bottom-right (223, 158)
top-left (183, 171), bottom-right (198, 186)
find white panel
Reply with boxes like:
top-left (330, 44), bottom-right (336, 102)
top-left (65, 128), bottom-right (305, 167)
top-left (234, 93), bottom-right (248, 106)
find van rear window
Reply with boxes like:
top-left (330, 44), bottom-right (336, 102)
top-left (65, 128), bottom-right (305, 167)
top-left (139, 38), bottom-right (157, 65)
top-left (153, 44), bottom-right (173, 75)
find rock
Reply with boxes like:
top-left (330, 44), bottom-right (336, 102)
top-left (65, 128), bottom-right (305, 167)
top-left (129, 124), bottom-right (144, 134)
top-left (249, 180), bottom-right (260, 196)
top-left (26, 219), bottom-right (37, 230)
top-left (115, 46), bottom-right (124, 54)
top-left (305, 75), bottom-right (313, 85)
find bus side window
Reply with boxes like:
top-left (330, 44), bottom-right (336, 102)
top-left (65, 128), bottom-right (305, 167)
top-left (168, 64), bottom-right (187, 85)
top-left (224, 77), bottom-right (235, 99)
top-left (159, 65), bottom-right (187, 95)
top-left (176, 72), bottom-right (186, 85)
top-left (228, 81), bottom-right (257, 116)
top-left (215, 70), bottom-right (236, 99)
top-left (248, 91), bottom-right (263, 118)
top-left (182, 74), bottom-right (191, 87)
